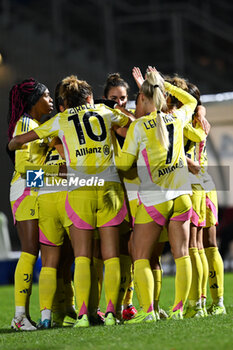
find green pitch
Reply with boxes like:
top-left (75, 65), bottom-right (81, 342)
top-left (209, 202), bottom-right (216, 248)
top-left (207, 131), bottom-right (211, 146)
top-left (0, 273), bottom-right (232, 350)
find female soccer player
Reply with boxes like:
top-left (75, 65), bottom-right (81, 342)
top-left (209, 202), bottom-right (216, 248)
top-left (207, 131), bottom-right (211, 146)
top-left (115, 69), bottom-right (197, 323)
top-left (182, 82), bottom-right (209, 318)
top-left (186, 100), bottom-right (225, 315)
top-left (8, 75), bottom-right (133, 327)
top-left (103, 72), bottom-right (129, 108)
top-left (102, 72), bottom-right (137, 321)
top-left (201, 141), bottom-right (226, 315)
top-left (36, 82), bottom-right (76, 329)
top-left (7, 78), bottom-right (53, 331)
top-left (90, 73), bottom-right (136, 322)
top-left (131, 69), bottom-right (211, 320)
top-left (160, 76), bottom-right (210, 318)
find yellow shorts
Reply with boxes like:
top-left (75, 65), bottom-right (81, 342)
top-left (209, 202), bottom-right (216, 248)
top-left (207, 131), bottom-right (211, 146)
top-left (190, 184), bottom-right (206, 227)
top-left (65, 182), bottom-right (126, 229)
top-left (205, 189), bottom-right (218, 227)
top-left (135, 194), bottom-right (192, 225)
top-left (11, 188), bottom-right (38, 224)
top-left (38, 192), bottom-right (71, 246)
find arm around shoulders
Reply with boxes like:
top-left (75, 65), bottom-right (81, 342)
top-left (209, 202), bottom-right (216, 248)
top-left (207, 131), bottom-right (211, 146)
top-left (8, 130), bottom-right (39, 151)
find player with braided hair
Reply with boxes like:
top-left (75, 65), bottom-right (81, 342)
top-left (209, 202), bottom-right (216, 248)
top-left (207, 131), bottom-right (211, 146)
top-left (7, 78), bottom-right (53, 331)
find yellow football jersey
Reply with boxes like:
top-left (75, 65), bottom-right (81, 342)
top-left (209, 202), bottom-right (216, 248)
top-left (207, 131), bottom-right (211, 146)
top-left (111, 108), bottom-right (139, 201)
top-left (122, 112), bottom-right (191, 205)
top-left (184, 123), bottom-right (216, 192)
top-left (10, 114), bottom-right (48, 202)
top-left (199, 139), bottom-right (208, 167)
top-left (184, 122), bottom-right (206, 161)
top-left (198, 139), bottom-right (216, 192)
top-left (119, 83), bottom-right (197, 206)
top-left (33, 103), bottom-right (129, 188)
top-left (38, 147), bottom-right (67, 195)
top-left (184, 121), bottom-right (207, 185)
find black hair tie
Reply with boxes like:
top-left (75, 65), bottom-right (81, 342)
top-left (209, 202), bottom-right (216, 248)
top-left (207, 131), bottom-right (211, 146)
top-left (153, 84), bottom-right (159, 88)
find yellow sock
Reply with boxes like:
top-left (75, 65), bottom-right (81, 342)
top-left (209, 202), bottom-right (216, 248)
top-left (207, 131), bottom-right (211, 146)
top-left (116, 255), bottom-right (131, 311)
top-left (93, 257), bottom-right (104, 304)
top-left (188, 248), bottom-right (203, 303)
top-left (173, 256), bottom-right (192, 311)
top-left (88, 262), bottom-right (100, 315)
top-left (14, 252), bottom-right (36, 309)
top-left (74, 257), bottom-right (91, 316)
top-left (25, 283), bottom-right (32, 317)
top-left (199, 249), bottom-right (209, 298)
top-left (152, 269), bottom-right (162, 311)
top-left (123, 265), bottom-right (134, 307)
top-left (64, 281), bottom-right (75, 313)
top-left (52, 277), bottom-right (65, 314)
top-left (205, 247), bottom-right (224, 302)
top-left (104, 257), bottom-right (120, 315)
top-left (39, 267), bottom-right (57, 311)
top-left (134, 259), bottom-right (154, 313)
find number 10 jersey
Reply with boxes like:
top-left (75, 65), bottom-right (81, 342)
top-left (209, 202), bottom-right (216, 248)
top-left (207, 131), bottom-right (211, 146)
top-left (34, 103), bottom-right (129, 188)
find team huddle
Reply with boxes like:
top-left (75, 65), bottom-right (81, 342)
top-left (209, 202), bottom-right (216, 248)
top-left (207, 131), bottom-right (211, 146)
top-left (7, 66), bottom-right (226, 330)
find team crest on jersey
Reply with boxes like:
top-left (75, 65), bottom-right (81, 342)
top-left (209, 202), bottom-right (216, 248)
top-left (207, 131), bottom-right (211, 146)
top-left (103, 145), bottom-right (110, 155)
top-left (178, 157), bottom-right (184, 168)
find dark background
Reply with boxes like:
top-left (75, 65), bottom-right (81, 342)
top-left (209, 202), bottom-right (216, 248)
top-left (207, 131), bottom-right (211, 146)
top-left (0, 0), bottom-right (233, 256)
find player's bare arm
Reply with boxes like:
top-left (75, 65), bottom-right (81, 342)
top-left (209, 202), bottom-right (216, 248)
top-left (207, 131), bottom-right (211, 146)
top-left (8, 130), bottom-right (39, 151)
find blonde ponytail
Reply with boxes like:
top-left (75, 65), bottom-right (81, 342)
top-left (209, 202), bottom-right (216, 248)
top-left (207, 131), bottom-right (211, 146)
top-left (142, 71), bottom-right (169, 150)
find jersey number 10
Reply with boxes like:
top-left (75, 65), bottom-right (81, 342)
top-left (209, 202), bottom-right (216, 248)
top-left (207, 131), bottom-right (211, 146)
top-left (68, 112), bottom-right (107, 145)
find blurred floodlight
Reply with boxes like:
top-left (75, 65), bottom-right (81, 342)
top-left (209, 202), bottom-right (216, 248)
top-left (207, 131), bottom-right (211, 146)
top-left (202, 92), bottom-right (233, 103)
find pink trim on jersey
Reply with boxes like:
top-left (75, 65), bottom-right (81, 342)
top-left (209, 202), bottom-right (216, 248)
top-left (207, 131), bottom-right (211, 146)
top-left (206, 196), bottom-right (218, 223)
top-left (173, 300), bottom-right (183, 312)
top-left (106, 299), bottom-right (115, 315)
top-left (62, 135), bottom-right (71, 164)
top-left (191, 209), bottom-right (206, 227)
top-left (191, 209), bottom-right (199, 226)
top-left (147, 303), bottom-right (154, 313)
top-left (198, 140), bottom-right (205, 163)
top-left (199, 220), bottom-right (206, 227)
top-left (12, 187), bottom-right (31, 224)
top-left (65, 195), bottom-right (94, 230)
top-left (144, 204), bottom-right (167, 226)
top-left (79, 301), bottom-right (88, 316)
top-left (39, 228), bottom-right (57, 247)
top-left (142, 148), bottom-right (153, 182)
top-left (132, 216), bottom-right (135, 228)
top-left (101, 200), bottom-right (127, 227)
top-left (171, 208), bottom-right (192, 222)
